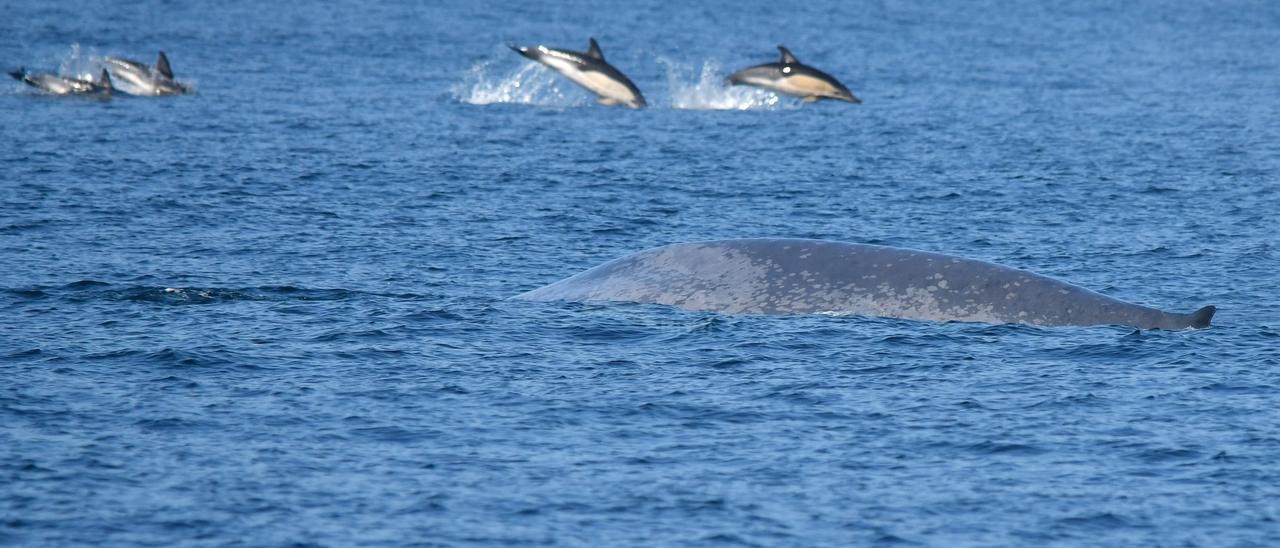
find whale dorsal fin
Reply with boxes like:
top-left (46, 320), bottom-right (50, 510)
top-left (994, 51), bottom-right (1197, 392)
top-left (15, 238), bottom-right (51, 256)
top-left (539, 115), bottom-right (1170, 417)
top-left (1188, 305), bottom-right (1216, 329)
top-left (777, 46), bottom-right (799, 64)
top-left (98, 68), bottom-right (113, 89)
top-left (156, 51), bottom-right (174, 79)
top-left (587, 38), bottom-right (604, 60)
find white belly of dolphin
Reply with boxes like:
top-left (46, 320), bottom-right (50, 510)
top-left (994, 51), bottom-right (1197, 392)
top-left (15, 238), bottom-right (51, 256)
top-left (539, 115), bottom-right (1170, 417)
top-left (109, 68), bottom-right (157, 94)
top-left (31, 76), bottom-right (75, 95)
top-left (774, 74), bottom-right (840, 97)
top-left (539, 57), bottom-right (637, 104)
top-left (733, 74), bottom-right (837, 99)
top-left (517, 239), bottom-right (1215, 330)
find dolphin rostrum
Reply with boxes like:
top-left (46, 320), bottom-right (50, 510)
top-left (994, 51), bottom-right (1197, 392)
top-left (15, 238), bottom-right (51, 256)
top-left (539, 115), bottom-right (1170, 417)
top-left (517, 239), bottom-right (1216, 330)
top-left (9, 67), bottom-right (113, 96)
top-left (102, 51), bottom-right (190, 95)
top-left (509, 38), bottom-right (646, 108)
top-left (727, 46), bottom-right (860, 103)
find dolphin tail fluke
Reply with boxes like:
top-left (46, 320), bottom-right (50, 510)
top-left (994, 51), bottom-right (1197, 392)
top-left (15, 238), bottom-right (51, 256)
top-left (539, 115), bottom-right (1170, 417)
top-left (157, 51), bottom-right (174, 79)
top-left (8, 67), bottom-right (25, 81)
top-left (1187, 305), bottom-right (1216, 329)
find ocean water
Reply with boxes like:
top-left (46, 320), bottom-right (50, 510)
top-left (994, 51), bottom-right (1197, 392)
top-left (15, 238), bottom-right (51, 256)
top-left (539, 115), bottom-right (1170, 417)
top-left (3, 0), bottom-right (1280, 545)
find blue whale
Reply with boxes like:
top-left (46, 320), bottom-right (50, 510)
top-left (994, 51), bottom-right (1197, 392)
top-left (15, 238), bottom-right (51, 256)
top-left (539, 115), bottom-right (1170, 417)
top-left (517, 239), bottom-right (1215, 330)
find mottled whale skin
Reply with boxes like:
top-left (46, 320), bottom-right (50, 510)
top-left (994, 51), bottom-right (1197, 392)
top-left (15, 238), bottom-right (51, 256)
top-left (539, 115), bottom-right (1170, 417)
top-left (509, 38), bottom-right (646, 108)
top-left (727, 46), bottom-right (860, 104)
top-left (517, 239), bottom-right (1215, 330)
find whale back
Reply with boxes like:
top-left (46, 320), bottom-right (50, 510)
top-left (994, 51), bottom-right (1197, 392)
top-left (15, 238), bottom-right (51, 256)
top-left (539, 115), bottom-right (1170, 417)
top-left (518, 239), bottom-right (1210, 329)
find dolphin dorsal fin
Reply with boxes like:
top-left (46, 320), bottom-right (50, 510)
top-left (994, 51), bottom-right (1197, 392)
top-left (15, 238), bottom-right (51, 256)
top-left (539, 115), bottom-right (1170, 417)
top-left (156, 51), bottom-right (174, 79)
top-left (98, 68), bottom-right (113, 89)
top-left (778, 46), bottom-right (799, 64)
top-left (587, 38), bottom-right (604, 60)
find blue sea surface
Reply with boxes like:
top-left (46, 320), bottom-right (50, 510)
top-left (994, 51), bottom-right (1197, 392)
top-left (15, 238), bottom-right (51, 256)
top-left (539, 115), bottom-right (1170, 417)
top-left (3, 0), bottom-right (1280, 545)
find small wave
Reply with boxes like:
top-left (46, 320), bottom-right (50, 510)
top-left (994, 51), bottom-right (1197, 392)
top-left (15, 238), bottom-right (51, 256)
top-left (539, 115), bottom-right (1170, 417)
top-left (65, 280), bottom-right (111, 289)
top-left (659, 58), bottom-right (789, 111)
top-left (7, 282), bottom-right (418, 305)
top-left (967, 440), bottom-right (1045, 455)
top-left (0, 219), bottom-right (54, 233)
top-left (129, 286), bottom-right (358, 304)
top-left (453, 58), bottom-right (588, 107)
top-left (1055, 512), bottom-right (1131, 529)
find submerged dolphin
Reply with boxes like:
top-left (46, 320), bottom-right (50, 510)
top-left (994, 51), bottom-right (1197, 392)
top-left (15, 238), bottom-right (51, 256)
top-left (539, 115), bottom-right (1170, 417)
top-left (9, 67), bottom-right (113, 96)
top-left (102, 51), bottom-right (189, 95)
top-left (517, 239), bottom-right (1215, 330)
top-left (509, 38), bottom-right (646, 108)
top-left (727, 46), bottom-right (859, 103)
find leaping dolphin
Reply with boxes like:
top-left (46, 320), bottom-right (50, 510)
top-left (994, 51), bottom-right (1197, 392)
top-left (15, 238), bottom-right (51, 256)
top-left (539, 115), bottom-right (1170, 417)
top-left (727, 46), bottom-right (860, 103)
top-left (9, 67), bottom-right (113, 96)
top-left (517, 239), bottom-right (1216, 330)
top-left (509, 38), bottom-right (646, 108)
top-left (102, 51), bottom-right (190, 95)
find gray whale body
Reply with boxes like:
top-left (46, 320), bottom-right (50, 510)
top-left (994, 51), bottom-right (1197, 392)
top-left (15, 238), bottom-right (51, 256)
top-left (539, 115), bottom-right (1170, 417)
top-left (517, 239), bottom-right (1215, 330)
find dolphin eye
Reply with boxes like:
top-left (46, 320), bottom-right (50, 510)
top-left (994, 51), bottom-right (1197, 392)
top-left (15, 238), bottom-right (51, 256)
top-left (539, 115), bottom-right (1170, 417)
top-left (782, 66), bottom-right (792, 74)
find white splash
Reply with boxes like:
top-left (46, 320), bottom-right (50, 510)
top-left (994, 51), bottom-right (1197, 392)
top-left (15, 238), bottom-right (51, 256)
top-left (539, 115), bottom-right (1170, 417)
top-left (55, 44), bottom-right (99, 81)
top-left (659, 58), bottom-right (790, 111)
top-left (453, 59), bottom-right (588, 108)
